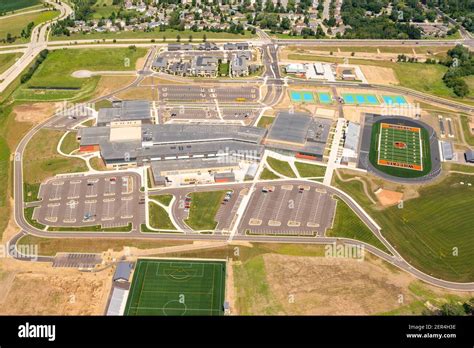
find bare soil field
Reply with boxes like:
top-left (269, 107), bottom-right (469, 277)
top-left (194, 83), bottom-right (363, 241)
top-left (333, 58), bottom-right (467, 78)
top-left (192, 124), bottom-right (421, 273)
top-left (13, 102), bottom-right (59, 124)
top-left (0, 258), bottom-right (111, 315)
top-left (116, 86), bottom-right (155, 100)
top-left (93, 75), bottom-right (136, 99)
top-left (259, 253), bottom-right (414, 315)
top-left (375, 189), bottom-right (403, 207)
top-left (359, 65), bottom-right (398, 85)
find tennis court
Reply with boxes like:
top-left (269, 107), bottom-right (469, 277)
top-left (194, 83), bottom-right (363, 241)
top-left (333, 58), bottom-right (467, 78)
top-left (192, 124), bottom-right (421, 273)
top-left (317, 92), bottom-right (332, 104)
top-left (124, 259), bottom-right (226, 316)
top-left (377, 123), bottom-right (423, 171)
top-left (342, 93), bottom-right (380, 105)
top-left (382, 95), bottom-right (408, 105)
top-left (290, 90), bottom-right (315, 103)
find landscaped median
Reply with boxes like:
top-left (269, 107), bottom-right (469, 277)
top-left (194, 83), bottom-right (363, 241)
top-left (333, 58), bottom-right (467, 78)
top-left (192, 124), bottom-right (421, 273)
top-left (266, 157), bottom-right (296, 178)
top-left (148, 202), bottom-right (176, 231)
top-left (326, 198), bottom-right (390, 254)
top-left (184, 190), bottom-right (227, 231)
top-left (59, 131), bottom-right (80, 155)
top-left (294, 162), bottom-right (326, 178)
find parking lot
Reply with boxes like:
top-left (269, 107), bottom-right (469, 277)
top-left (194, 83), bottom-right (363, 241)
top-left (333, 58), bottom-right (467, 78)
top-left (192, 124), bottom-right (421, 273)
top-left (34, 173), bottom-right (141, 229)
top-left (52, 253), bottom-right (103, 268)
top-left (158, 85), bottom-right (259, 103)
top-left (239, 183), bottom-right (336, 237)
top-left (158, 104), bottom-right (260, 123)
top-left (159, 105), bottom-right (220, 121)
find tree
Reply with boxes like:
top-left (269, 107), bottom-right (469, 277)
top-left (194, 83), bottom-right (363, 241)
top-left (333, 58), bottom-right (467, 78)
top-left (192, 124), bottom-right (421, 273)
top-left (440, 303), bottom-right (466, 316)
top-left (452, 79), bottom-right (469, 97)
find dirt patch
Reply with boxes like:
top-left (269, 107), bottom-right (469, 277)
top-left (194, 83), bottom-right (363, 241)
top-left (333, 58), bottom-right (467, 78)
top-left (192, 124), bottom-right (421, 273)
top-left (375, 189), bottom-right (403, 207)
top-left (13, 102), bottom-right (59, 124)
top-left (359, 65), bottom-right (399, 85)
top-left (135, 56), bottom-right (146, 70)
top-left (0, 258), bottom-right (111, 315)
top-left (262, 253), bottom-right (415, 315)
top-left (116, 86), bottom-right (155, 100)
top-left (93, 75), bottom-right (136, 99)
top-left (226, 260), bottom-right (236, 314)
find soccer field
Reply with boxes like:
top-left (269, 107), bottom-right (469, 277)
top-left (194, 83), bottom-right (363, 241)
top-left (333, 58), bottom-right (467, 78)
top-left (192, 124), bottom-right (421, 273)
top-left (377, 123), bottom-right (423, 171)
top-left (124, 259), bottom-right (226, 316)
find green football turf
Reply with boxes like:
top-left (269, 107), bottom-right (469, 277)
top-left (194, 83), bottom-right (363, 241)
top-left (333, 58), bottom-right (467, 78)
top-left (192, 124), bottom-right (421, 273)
top-left (124, 259), bottom-right (226, 316)
top-left (377, 123), bottom-right (422, 169)
top-left (369, 121), bottom-right (432, 178)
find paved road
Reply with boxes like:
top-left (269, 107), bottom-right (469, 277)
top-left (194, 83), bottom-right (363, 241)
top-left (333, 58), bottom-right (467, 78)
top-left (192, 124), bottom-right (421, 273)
top-left (7, 26), bottom-right (474, 291)
top-left (0, 0), bottom-right (73, 93)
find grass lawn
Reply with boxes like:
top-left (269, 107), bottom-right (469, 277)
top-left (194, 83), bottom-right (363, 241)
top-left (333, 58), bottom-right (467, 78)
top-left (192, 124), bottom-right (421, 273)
top-left (185, 190), bottom-right (226, 231)
top-left (0, 10), bottom-right (59, 44)
top-left (51, 29), bottom-right (255, 41)
top-left (460, 115), bottom-right (474, 147)
top-left (0, 0), bottom-right (40, 12)
top-left (333, 172), bottom-right (474, 282)
top-left (256, 116), bottom-right (274, 129)
top-left (94, 99), bottom-right (112, 110)
top-left (266, 157), bottom-right (296, 178)
top-left (149, 194), bottom-right (173, 206)
top-left (24, 207), bottom-right (45, 230)
top-left (0, 53), bottom-right (21, 74)
top-left (233, 255), bottom-right (283, 315)
top-left (259, 167), bottom-right (280, 180)
top-left (48, 223), bottom-right (132, 232)
top-left (90, 156), bottom-right (107, 171)
top-left (295, 162), bottom-right (326, 178)
top-left (23, 129), bottom-right (87, 185)
top-left (91, 0), bottom-right (120, 19)
top-left (218, 62), bottom-right (229, 76)
top-left (59, 131), bottom-right (79, 155)
top-left (15, 47), bottom-right (146, 101)
top-left (326, 198), bottom-right (390, 254)
top-left (148, 202), bottom-right (175, 230)
top-left (444, 163), bottom-right (474, 174)
top-left (464, 75), bottom-right (474, 100)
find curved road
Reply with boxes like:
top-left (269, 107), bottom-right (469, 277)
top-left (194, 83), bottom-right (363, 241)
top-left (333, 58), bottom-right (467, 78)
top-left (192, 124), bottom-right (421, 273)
top-left (0, 0), bottom-right (73, 93)
top-left (6, 25), bottom-right (474, 291)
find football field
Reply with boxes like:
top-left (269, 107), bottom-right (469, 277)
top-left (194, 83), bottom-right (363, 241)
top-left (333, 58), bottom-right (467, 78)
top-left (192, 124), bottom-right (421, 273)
top-left (377, 123), bottom-right (423, 171)
top-left (124, 259), bottom-right (226, 316)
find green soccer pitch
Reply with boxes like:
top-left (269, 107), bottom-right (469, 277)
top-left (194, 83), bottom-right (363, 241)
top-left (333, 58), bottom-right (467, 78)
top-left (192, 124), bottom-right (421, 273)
top-left (369, 121), bottom-right (432, 178)
top-left (124, 259), bottom-right (226, 316)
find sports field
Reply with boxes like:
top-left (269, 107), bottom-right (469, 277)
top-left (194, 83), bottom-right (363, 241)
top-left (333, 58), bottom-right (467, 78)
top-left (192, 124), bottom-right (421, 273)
top-left (290, 90), bottom-right (315, 103)
top-left (342, 93), bottom-right (379, 105)
top-left (369, 120), bottom-right (432, 178)
top-left (377, 123), bottom-right (423, 171)
top-left (124, 259), bottom-right (226, 316)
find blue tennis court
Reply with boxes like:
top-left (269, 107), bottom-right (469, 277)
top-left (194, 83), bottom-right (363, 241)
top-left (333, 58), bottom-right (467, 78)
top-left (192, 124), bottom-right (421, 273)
top-left (302, 91), bottom-right (314, 102)
top-left (290, 90), bottom-right (315, 103)
top-left (290, 91), bottom-right (302, 102)
top-left (318, 92), bottom-right (332, 104)
top-left (342, 93), bottom-right (380, 105)
top-left (382, 95), bottom-right (408, 105)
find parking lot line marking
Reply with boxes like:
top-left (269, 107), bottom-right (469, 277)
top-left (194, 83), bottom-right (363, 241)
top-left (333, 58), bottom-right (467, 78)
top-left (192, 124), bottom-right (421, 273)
top-left (272, 189), bottom-right (290, 222)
